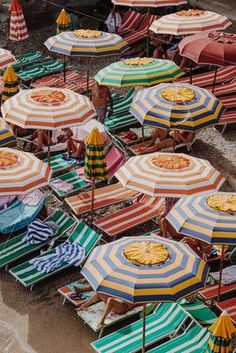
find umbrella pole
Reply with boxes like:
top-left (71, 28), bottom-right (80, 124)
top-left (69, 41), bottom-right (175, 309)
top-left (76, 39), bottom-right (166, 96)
top-left (47, 130), bottom-right (51, 166)
top-left (142, 304), bottom-right (146, 353)
top-left (217, 244), bottom-right (225, 303)
top-left (189, 60), bottom-right (193, 85)
top-left (86, 57), bottom-right (90, 97)
top-left (212, 68), bottom-right (218, 94)
top-left (142, 125), bottom-right (145, 142)
top-left (63, 55), bottom-right (66, 83)
top-left (91, 178), bottom-right (95, 223)
top-left (146, 8), bottom-right (151, 57)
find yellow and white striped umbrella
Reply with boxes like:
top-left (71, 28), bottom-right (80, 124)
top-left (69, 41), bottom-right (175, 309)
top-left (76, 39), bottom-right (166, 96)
top-left (112, 0), bottom-right (187, 6)
top-left (0, 148), bottom-right (51, 195)
top-left (115, 152), bottom-right (224, 197)
top-left (0, 48), bottom-right (16, 69)
top-left (1, 87), bottom-right (96, 130)
top-left (150, 10), bottom-right (231, 36)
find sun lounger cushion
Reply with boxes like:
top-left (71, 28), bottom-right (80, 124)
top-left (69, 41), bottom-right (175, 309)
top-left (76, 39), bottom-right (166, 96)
top-left (0, 210), bottom-right (75, 268)
top-left (0, 194), bottom-right (46, 234)
top-left (66, 183), bottom-right (138, 216)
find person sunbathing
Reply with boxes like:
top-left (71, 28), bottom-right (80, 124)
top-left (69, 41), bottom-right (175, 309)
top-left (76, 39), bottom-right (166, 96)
top-left (76, 292), bottom-right (138, 328)
top-left (65, 128), bottom-right (86, 159)
top-left (32, 128), bottom-right (68, 152)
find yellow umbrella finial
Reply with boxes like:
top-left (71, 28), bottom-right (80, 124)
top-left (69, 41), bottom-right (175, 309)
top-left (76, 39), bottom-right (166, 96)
top-left (209, 311), bottom-right (236, 340)
top-left (56, 9), bottom-right (71, 26)
top-left (2, 66), bottom-right (18, 82)
top-left (86, 127), bottom-right (104, 146)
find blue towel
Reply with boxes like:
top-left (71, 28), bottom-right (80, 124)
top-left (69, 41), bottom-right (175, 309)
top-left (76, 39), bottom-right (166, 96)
top-left (30, 241), bottom-right (85, 274)
top-left (24, 219), bottom-right (58, 245)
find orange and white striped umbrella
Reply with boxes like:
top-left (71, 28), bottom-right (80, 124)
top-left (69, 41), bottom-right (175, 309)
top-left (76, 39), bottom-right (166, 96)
top-left (0, 48), bottom-right (16, 69)
top-left (112, 0), bottom-right (187, 6)
top-left (150, 10), bottom-right (231, 36)
top-left (115, 152), bottom-right (224, 197)
top-left (1, 87), bottom-right (96, 129)
top-left (0, 148), bottom-right (51, 195)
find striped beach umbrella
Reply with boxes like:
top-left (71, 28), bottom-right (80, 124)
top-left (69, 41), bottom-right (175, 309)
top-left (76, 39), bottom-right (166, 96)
top-left (0, 148), bottom-right (51, 195)
top-left (130, 83), bottom-right (225, 132)
top-left (9, 0), bottom-right (29, 41)
top-left (95, 57), bottom-right (184, 87)
top-left (115, 152), bottom-right (225, 198)
top-left (0, 118), bottom-right (16, 146)
top-left (56, 8), bottom-right (71, 34)
top-left (0, 48), bottom-right (16, 69)
top-left (82, 234), bottom-right (209, 352)
top-left (150, 9), bottom-right (231, 36)
top-left (206, 311), bottom-right (236, 353)
top-left (1, 66), bottom-right (19, 104)
top-left (1, 87), bottom-right (96, 129)
top-left (112, 0), bottom-right (187, 6)
top-left (84, 127), bottom-right (107, 222)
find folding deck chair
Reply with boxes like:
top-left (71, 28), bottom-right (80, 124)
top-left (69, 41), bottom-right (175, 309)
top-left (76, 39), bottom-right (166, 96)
top-left (198, 282), bottom-right (236, 302)
top-left (43, 154), bottom-right (83, 175)
top-left (13, 51), bottom-right (48, 70)
top-left (94, 196), bottom-right (165, 239)
top-left (180, 300), bottom-right (217, 326)
top-left (50, 170), bottom-right (89, 199)
top-left (9, 222), bottom-right (100, 289)
top-left (65, 183), bottom-right (138, 217)
top-left (124, 15), bottom-right (160, 45)
top-left (0, 210), bottom-right (75, 269)
top-left (105, 111), bottom-right (138, 131)
top-left (17, 60), bottom-right (63, 82)
top-left (216, 298), bottom-right (236, 323)
top-left (118, 9), bottom-right (144, 35)
top-left (111, 88), bottom-right (135, 115)
top-left (91, 302), bottom-right (189, 353)
top-left (212, 79), bottom-right (236, 97)
top-left (58, 280), bottom-right (95, 306)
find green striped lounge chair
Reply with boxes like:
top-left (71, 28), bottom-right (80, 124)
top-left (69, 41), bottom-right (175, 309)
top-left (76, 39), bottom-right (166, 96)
top-left (17, 60), bottom-right (63, 81)
top-left (180, 300), bottom-right (217, 326)
top-left (105, 111), bottom-right (137, 131)
top-left (43, 154), bottom-right (83, 175)
top-left (91, 302), bottom-right (189, 353)
top-left (9, 222), bottom-right (100, 290)
top-left (50, 170), bottom-right (89, 198)
top-left (112, 88), bottom-right (135, 115)
top-left (13, 51), bottom-right (47, 70)
top-left (147, 324), bottom-right (210, 353)
top-left (0, 210), bottom-right (75, 270)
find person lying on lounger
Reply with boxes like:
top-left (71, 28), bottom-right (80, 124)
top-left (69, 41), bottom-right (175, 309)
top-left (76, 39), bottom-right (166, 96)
top-left (64, 128), bottom-right (86, 159)
top-left (32, 128), bottom-right (68, 152)
top-left (76, 292), bottom-right (138, 328)
top-left (133, 128), bottom-right (195, 154)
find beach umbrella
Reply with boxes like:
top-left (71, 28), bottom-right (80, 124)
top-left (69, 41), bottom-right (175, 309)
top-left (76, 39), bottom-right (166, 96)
top-left (130, 83), bottom-right (225, 132)
top-left (179, 32), bottom-right (236, 92)
top-left (0, 118), bottom-right (16, 147)
top-left (115, 152), bottom-right (225, 198)
top-left (0, 48), bottom-right (16, 69)
top-left (1, 66), bottom-right (19, 104)
top-left (150, 9), bottom-right (231, 36)
top-left (84, 127), bottom-right (108, 222)
top-left (9, 0), bottom-right (29, 41)
top-left (56, 8), bottom-right (71, 34)
top-left (81, 234), bottom-right (209, 352)
top-left (44, 29), bottom-right (128, 90)
top-left (206, 311), bottom-right (236, 353)
top-left (166, 192), bottom-right (236, 301)
top-left (95, 57), bottom-right (184, 87)
top-left (0, 148), bottom-right (51, 195)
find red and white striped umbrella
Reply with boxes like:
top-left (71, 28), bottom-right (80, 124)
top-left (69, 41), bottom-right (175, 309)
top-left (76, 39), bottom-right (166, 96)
top-left (0, 148), bottom-right (51, 195)
top-left (0, 48), bottom-right (16, 69)
top-left (9, 0), bottom-right (29, 41)
top-left (150, 9), bottom-right (231, 35)
top-left (1, 87), bottom-right (96, 129)
top-left (115, 152), bottom-right (225, 197)
top-left (112, 0), bottom-right (187, 6)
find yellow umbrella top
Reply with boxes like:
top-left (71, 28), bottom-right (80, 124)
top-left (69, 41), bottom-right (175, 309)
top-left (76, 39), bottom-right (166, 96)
top-left (2, 66), bottom-right (18, 82)
top-left (56, 9), bottom-right (71, 26)
top-left (86, 127), bottom-right (104, 146)
top-left (209, 311), bottom-right (236, 339)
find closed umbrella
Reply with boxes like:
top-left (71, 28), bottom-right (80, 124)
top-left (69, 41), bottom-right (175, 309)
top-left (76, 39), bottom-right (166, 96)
top-left (0, 48), bottom-right (16, 69)
top-left (81, 234), bottom-right (209, 353)
top-left (56, 8), bottom-right (71, 34)
top-left (1, 66), bottom-right (19, 104)
top-left (130, 83), bottom-right (225, 132)
top-left (9, 0), bottom-right (29, 41)
top-left (0, 118), bottom-right (16, 147)
top-left (84, 127), bottom-right (108, 222)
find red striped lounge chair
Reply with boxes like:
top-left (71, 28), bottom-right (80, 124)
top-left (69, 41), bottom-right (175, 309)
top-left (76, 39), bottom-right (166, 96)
top-left (124, 14), bottom-right (160, 45)
top-left (178, 66), bottom-right (236, 87)
top-left (94, 195), bottom-right (165, 239)
top-left (118, 9), bottom-right (144, 35)
top-left (212, 79), bottom-right (236, 97)
top-left (220, 95), bottom-right (236, 109)
top-left (198, 282), bottom-right (236, 301)
top-left (65, 183), bottom-right (138, 216)
top-left (216, 298), bottom-right (236, 323)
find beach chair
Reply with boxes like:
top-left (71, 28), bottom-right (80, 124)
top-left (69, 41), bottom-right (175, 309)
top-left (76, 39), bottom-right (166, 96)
top-left (91, 302), bottom-right (188, 353)
top-left (9, 222), bottom-right (100, 289)
top-left (178, 66), bottom-right (236, 87)
top-left (105, 111), bottom-right (138, 131)
top-left (65, 183), bottom-right (138, 216)
top-left (0, 210), bottom-right (75, 269)
top-left (147, 324), bottom-right (210, 353)
top-left (17, 60), bottom-right (63, 82)
top-left (115, 127), bottom-right (153, 146)
top-left (94, 196), bottom-right (165, 239)
top-left (198, 282), bottom-right (236, 302)
top-left (221, 95), bottom-right (236, 109)
top-left (212, 79), bottom-right (236, 97)
top-left (50, 170), bottom-right (89, 199)
top-left (13, 51), bottom-right (47, 70)
top-left (112, 88), bottom-right (135, 115)
top-left (124, 14), bottom-right (160, 45)
top-left (43, 154), bottom-right (83, 175)
top-left (0, 194), bottom-right (47, 234)
top-left (217, 109), bottom-right (236, 133)
top-left (216, 298), bottom-right (236, 323)
top-left (180, 300), bottom-right (217, 326)
top-left (58, 280), bottom-right (95, 306)
top-left (118, 9), bottom-right (144, 35)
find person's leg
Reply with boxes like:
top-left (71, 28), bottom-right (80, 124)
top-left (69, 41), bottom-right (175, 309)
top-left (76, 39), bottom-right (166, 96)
top-left (98, 298), bottom-right (131, 327)
top-left (139, 137), bottom-right (175, 154)
top-left (74, 141), bottom-right (85, 158)
top-left (76, 292), bottom-right (100, 311)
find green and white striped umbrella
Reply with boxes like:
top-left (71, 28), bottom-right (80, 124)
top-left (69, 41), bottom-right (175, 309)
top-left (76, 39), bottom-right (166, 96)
top-left (95, 57), bottom-right (184, 87)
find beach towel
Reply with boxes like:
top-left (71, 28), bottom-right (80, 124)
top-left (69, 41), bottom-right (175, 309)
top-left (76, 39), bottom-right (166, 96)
top-left (18, 190), bottom-right (43, 206)
top-left (30, 241), bottom-right (85, 274)
top-left (50, 178), bottom-right (74, 193)
top-left (0, 196), bottom-right (16, 210)
top-left (211, 265), bottom-right (236, 285)
top-left (23, 219), bottom-right (58, 245)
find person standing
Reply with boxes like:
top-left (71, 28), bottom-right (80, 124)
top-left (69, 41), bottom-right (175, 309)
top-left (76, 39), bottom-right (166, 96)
top-left (91, 82), bottom-right (113, 124)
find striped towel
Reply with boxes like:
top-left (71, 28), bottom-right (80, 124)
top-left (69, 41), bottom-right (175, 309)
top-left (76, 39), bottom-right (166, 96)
top-left (24, 219), bottom-right (58, 245)
top-left (30, 241), bottom-right (85, 274)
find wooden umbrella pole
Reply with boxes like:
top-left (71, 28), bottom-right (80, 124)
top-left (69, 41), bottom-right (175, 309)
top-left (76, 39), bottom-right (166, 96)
top-left (189, 60), bottom-right (193, 85)
top-left (91, 178), bottom-right (95, 223)
top-left (86, 57), bottom-right (90, 97)
top-left (142, 304), bottom-right (147, 353)
top-left (212, 68), bottom-right (218, 94)
top-left (146, 8), bottom-right (151, 57)
top-left (217, 244), bottom-right (225, 303)
top-left (47, 130), bottom-right (51, 166)
top-left (63, 55), bottom-right (66, 83)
